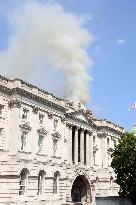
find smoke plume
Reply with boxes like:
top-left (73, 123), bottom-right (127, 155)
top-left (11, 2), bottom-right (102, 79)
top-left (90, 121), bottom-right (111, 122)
top-left (0, 0), bottom-right (93, 104)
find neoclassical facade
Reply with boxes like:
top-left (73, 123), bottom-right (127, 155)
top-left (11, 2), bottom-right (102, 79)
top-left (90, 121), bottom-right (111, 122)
top-left (0, 75), bottom-right (124, 205)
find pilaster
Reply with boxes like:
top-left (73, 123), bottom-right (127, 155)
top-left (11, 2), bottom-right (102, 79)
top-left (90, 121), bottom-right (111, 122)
top-left (80, 129), bottom-right (84, 164)
top-left (74, 128), bottom-right (78, 164)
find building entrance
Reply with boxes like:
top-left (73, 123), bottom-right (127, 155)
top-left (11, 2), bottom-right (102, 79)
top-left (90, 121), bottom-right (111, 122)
top-left (71, 175), bottom-right (91, 203)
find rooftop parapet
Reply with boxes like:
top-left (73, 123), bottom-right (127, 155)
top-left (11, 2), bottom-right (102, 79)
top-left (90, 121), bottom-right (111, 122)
top-left (0, 74), bottom-right (124, 133)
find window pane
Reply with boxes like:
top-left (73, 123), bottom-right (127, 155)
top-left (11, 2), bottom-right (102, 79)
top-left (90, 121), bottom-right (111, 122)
top-left (21, 131), bottom-right (27, 150)
top-left (38, 135), bottom-right (44, 153)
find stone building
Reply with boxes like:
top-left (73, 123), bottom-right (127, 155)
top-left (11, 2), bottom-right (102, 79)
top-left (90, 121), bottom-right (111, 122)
top-left (0, 75), bottom-right (124, 205)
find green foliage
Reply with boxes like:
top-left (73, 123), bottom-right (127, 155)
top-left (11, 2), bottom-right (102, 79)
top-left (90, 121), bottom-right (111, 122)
top-left (111, 132), bottom-right (136, 202)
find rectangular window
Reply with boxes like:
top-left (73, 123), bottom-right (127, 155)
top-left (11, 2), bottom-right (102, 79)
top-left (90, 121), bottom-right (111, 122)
top-left (107, 138), bottom-right (110, 146)
top-left (0, 105), bottom-right (4, 118)
top-left (22, 108), bottom-right (29, 120)
top-left (21, 131), bottom-right (27, 151)
top-left (53, 139), bottom-right (58, 157)
top-left (38, 135), bottom-right (44, 153)
top-left (93, 151), bottom-right (96, 165)
top-left (54, 119), bottom-right (58, 129)
top-left (93, 136), bottom-right (95, 144)
top-left (0, 128), bottom-right (2, 136)
top-left (39, 114), bottom-right (44, 125)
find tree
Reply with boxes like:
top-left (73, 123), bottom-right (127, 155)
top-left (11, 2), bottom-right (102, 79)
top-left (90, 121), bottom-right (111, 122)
top-left (111, 132), bottom-right (136, 203)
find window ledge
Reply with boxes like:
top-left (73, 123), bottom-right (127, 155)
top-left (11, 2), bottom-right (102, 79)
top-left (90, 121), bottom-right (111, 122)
top-left (36, 195), bottom-right (46, 200)
top-left (18, 150), bottom-right (31, 154)
top-left (36, 153), bottom-right (48, 157)
top-left (51, 156), bottom-right (61, 159)
top-left (18, 195), bottom-right (29, 202)
top-left (53, 194), bottom-right (60, 199)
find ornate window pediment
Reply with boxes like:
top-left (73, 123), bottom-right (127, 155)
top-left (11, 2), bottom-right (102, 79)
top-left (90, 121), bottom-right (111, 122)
top-left (52, 131), bottom-right (61, 140)
top-left (37, 128), bottom-right (48, 135)
top-left (66, 110), bottom-right (93, 124)
top-left (19, 122), bottom-right (32, 131)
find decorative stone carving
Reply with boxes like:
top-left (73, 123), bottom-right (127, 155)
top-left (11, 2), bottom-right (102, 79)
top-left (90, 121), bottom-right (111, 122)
top-left (66, 123), bottom-right (73, 129)
top-left (19, 122), bottom-right (31, 130)
top-left (47, 111), bottom-right (53, 119)
top-left (0, 76), bottom-right (8, 84)
top-left (37, 127), bottom-right (48, 135)
top-left (66, 101), bottom-right (73, 107)
top-left (86, 109), bottom-right (92, 117)
top-left (8, 99), bottom-right (21, 108)
top-left (32, 106), bottom-right (38, 114)
top-left (52, 131), bottom-right (61, 140)
top-left (64, 136), bottom-right (67, 143)
top-left (0, 104), bottom-right (4, 109)
top-left (87, 130), bottom-right (93, 136)
top-left (61, 116), bottom-right (65, 123)
top-left (97, 132), bottom-right (107, 138)
top-left (93, 145), bottom-right (98, 152)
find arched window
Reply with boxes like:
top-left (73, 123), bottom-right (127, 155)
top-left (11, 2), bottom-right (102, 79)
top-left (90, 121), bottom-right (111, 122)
top-left (53, 171), bottom-right (60, 194)
top-left (107, 138), bottom-right (109, 146)
top-left (37, 170), bottom-right (45, 195)
top-left (19, 169), bottom-right (29, 195)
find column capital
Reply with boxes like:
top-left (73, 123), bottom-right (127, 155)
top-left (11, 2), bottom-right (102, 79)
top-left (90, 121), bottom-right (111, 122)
top-left (8, 99), bottom-right (21, 108)
top-left (97, 132), bottom-right (107, 138)
top-left (74, 126), bottom-right (80, 131)
top-left (66, 123), bottom-right (73, 129)
top-left (86, 130), bottom-right (93, 136)
top-left (80, 128), bottom-right (85, 133)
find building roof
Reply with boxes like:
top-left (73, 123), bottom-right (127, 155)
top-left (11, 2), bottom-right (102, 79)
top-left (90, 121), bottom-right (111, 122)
top-left (0, 74), bottom-right (124, 134)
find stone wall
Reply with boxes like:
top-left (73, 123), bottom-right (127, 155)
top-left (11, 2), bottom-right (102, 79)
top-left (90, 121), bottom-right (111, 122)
top-left (0, 76), bottom-right (124, 204)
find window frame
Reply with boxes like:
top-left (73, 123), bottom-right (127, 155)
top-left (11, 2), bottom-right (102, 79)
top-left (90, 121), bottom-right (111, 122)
top-left (37, 170), bottom-right (45, 195)
top-left (22, 108), bottom-right (29, 120)
top-left (38, 134), bottom-right (44, 154)
top-left (19, 169), bottom-right (29, 196)
top-left (54, 118), bottom-right (58, 130)
top-left (20, 130), bottom-right (28, 151)
top-left (53, 171), bottom-right (60, 195)
top-left (39, 113), bottom-right (44, 125)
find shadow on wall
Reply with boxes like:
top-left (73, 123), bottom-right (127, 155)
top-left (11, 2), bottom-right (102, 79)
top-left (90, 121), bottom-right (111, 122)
top-left (96, 197), bottom-right (133, 205)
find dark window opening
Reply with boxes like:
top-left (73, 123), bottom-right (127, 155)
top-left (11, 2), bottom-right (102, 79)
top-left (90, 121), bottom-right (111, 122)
top-left (78, 130), bottom-right (80, 162)
top-left (84, 131), bottom-right (86, 164)
top-left (72, 127), bottom-right (75, 162)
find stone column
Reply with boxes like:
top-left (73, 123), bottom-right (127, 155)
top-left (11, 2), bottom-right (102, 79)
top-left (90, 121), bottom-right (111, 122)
top-left (9, 99), bottom-right (21, 155)
top-left (67, 125), bottom-right (73, 164)
top-left (74, 128), bottom-right (78, 164)
top-left (90, 131), bottom-right (94, 167)
top-left (80, 129), bottom-right (84, 164)
top-left (100, 132), bottom-right (108, 168)
top-left (86, 131), bottom-right (90, 166)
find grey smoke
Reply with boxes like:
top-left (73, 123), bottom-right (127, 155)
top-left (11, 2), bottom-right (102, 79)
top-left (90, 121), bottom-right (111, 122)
top-left (0, 0), bottom-right (93, 104)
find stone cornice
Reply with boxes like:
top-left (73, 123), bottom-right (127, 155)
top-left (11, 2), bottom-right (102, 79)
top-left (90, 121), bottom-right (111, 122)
top-left (0, 83), bottom-right (65, 112)
top-left (65, 113), bottom-right (96, 128)
top-left (97, 126), bottom-right (123, 135)
top-left (0, 75), bottom-right (124, 133)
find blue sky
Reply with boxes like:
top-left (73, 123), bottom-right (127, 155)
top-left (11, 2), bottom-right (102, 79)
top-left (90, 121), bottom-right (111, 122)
top-left (0, 0), bottom-right (136, 130)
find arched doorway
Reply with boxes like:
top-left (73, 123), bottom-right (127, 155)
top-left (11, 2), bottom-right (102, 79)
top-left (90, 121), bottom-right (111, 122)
top-left (71, 175), bottom-right (91, 203)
